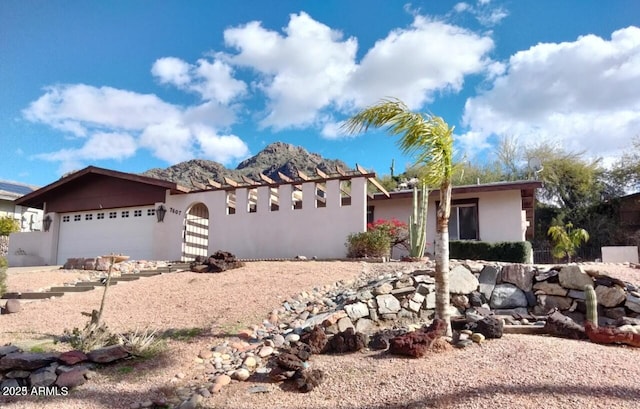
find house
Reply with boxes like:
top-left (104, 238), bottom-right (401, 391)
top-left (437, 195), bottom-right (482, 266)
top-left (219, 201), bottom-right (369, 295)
top-left (369, 180), bottom-right (540, 258)
top-left (0, 180), bottom-right (43, 232)
top-left (9, 166), bottom-right (541, 266)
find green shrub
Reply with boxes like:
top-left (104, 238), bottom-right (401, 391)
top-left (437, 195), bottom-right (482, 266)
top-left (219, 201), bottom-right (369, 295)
top-left (346, 230), bottom-right (391, 258)
top-left (0, 257), bottom-right (7, 297)
top-left (450, 240), bottom-right (532, 263)
top-left (0, 217), bottom-right (20, 236)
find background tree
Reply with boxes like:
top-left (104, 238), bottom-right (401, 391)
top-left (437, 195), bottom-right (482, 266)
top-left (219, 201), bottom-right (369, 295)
top-left (344, 98), bottom-right (456, 335)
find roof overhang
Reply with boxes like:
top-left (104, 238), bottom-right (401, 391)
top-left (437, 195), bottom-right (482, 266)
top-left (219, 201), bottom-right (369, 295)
top-left (369, 180), bottom-right (543, 201)
top-left (14, 166), bottom-right (189, 210)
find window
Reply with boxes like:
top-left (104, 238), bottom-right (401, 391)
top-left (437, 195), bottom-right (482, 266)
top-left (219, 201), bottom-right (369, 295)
top-left (85, 214), bottom-right (93, 221)
top-left (97, 213), bottom-right (104, 220)
top-left (448, 199), bottom-right (479, 240)
top-left (340, 180), bottom-right (351, 206)
top-left (134, 210), bottom-right (142, 217)
top-left (109, 212), bottom-right (117, 219)
top-left (74, 215), bottom-right (81, 221)
top-left (121, 211), bottom-right (129, 218)
top-left (367, 206), bottom-right (375, 224)
top-left (247, 188), bottom-right (257, 213)
top-left (62, 216), bottom-right (70, 222)
top-left (226, 191), bottom-right (236, 215)
top-left (147, 209), bottom-right (155, 216)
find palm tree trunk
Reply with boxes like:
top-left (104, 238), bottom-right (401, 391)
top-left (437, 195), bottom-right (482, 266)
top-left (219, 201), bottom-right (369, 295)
top-left (435, 181), bottom-right (452, 336)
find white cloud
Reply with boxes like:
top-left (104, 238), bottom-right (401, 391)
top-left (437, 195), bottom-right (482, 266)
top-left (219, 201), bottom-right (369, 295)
top-left (151, 56), bottom-right (246, 104)
top-left (191, 125), bottom-right (250, 163)
top-left (452, 0), bottom-right (508, 27)
top-left (23, 84), bottom-right (181, 136)
top-left (34, 132), bottom-right (137, 172)
top-left (25, 84), bottom-right (249, 169)
top-left (223, 12), bottom-right (358, 130)
top-left (462, 26), bottom-right (640, 160)
top-left (320, 120), bottom-right (349, 140)
top-left (151, 57), bottom-right (191, 87)
top-left (346, 16), bottom-right (494, 110)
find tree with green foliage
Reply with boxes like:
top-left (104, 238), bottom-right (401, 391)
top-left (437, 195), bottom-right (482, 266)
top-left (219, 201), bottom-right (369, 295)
top-left (344, 98), bottom-right (456, 335)
top-left (547, 222), bottom-right (590, 263)
top-left (0, 216), bottom-right (20, 236)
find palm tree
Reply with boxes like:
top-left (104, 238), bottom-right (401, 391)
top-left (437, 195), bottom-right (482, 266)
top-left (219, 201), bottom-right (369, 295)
top-left (548, 222), bottom-right (590, 263)
top-left (343, 98), bottom-right (455, 335)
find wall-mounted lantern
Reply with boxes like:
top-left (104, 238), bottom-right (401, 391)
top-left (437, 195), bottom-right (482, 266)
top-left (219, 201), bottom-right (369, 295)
top-left (43, 214), bottom-right (52, 232)
top-left (156, 204), bottom-right (167, 223)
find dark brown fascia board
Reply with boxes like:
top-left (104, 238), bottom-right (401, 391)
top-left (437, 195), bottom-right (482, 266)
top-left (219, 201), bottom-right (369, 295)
top-left (15, 165), bottom-right (189, 207)
top-left (172, 172), bottom-right (378, 194)
top-left (370, 180), bottom-right (543, 201)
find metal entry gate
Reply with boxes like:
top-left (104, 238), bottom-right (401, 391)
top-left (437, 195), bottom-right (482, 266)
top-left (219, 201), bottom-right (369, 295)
top-left (181, 203), bottom-right (209, 261)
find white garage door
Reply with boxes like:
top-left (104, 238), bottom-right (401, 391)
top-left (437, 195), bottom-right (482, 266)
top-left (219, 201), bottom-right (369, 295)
top-left (57, 207), bottom-right (156, 264)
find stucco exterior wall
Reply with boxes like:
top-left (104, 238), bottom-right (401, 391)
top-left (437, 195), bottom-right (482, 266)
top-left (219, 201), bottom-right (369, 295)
top-left (162, 178), bottom-right (368, 260)
top-left (371, 189), bottom-right (526, 258)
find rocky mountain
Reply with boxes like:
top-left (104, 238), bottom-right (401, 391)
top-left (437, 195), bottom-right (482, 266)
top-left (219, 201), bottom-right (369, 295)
top-left (142, 142), bottom-right (351, 190)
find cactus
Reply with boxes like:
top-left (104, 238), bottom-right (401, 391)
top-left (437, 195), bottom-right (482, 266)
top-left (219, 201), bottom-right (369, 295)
top-left (409, 180), bottom-right (428, 258)
top-left (584, 284), bottom-right (598, 327)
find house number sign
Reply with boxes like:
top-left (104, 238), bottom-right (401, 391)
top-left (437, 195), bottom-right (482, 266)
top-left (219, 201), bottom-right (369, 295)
top-left (170, 207), bottom-right (182, 215)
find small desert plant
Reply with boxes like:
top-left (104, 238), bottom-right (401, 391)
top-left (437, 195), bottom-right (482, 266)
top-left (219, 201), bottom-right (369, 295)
top-left (547, 222), bottom-right (589, 262)
top-left (367, 218), bottom-right (409, 253)
top-left (0, 257), bottom-right (7, 297)
top-left (117, 327), bottom-right (163, 357)
top-left (63, 321), bottom-right (119, 352)
top-left (346, 230), bottom-right (391, 258)
top-left (0, 216), bottom-right (20, 236)
top-left (584, 284), bottom-right (598, 326)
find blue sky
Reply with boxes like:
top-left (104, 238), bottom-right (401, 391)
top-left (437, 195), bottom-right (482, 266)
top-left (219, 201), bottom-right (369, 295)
top-left (1, 0), bottom-right (639, 187)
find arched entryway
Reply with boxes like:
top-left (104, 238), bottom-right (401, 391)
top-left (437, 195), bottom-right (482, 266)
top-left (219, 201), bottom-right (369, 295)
top-left (181, 203), bottom-right (209, 261)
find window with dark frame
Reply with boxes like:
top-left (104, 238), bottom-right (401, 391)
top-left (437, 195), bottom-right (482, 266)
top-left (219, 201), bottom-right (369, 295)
top-left (437, 198), bottom-right (479, 240)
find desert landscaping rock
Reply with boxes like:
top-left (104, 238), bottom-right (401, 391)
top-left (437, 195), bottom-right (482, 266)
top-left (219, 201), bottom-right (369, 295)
top-left (86, 345), bottom-right (129, 363)
top-left (490, 284), bottom-right (528, 309)
top-left (595, 285), bottom-right (627, 307)
top-left (376, 294), bottom-right (401, 314)
top-left (3, 299), bottom-right (21, 314)
top-left (478, 265), bottom-right (500, 299)
top-left (449, 265), bottom-right (479, 294)
top-left (559, 265), bottom-right (593, 290)
top-left (533, 281), bottom-right (568, 296)
top-left (501, 264), bottom-right (535, 291)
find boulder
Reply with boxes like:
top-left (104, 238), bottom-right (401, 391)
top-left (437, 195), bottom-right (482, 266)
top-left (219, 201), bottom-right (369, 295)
top-left (344, 302), bottom-right (369, 321)
top-left (376, 294), bottom-right (401, 314)
top-left (535, 269), bottom-right (559, 282)
top-left (29, 367), bottom-right (58, 387)
top-left (300, 326), bottom-right (329, 354)
top-left (535, 295), bottom-right (573, 314)
top-left (478, 265), bottom-right (500, 300)
top-left (87, 345), bottom-right (129, 363)
top-left (490, 284), bottom-right (528, 309)
top-left (558, 265), bottom-right (593, 290)
top-left (449, 265), bottom-right (479, 294)
top-left (355, 318), bottom-right (375, 333)
top-left (368, 329), bottom-right (407, 350)
top-left (190, 251), bottom-right (245, 273)
top-left (373, 282), bottom-right (394, 295)
top-left (500, 264), bottom-right (535, 292)
top-left (3, 299), bottom-right (21, 314)
top-left (0, 352), bottom-right (59, 371)
top-left (293, 368), bottom-right (324, 393)
top-left (336, 317), bottom-right (355, 332)
top-left (55, 367), bottom-right (88, 389)
top-left (58, 350), bottom-right (88, 365)
top-left (595, 285), bottom-right (626, 308)
top-left (388, 319), bottom-right (446, 358)
top-left (451, 294), bottom-right (469, 309)
top-left (544, 310), bottom-right (586, 340)
top-left (585, 321), bottom-right (640, 347)
top-left (328, 328), bottom-right (367, 353)
top-left (626, 294), bottom-right (640, 313)
top-left (533, 282), bottom-right (568, 296)
top-left (466, 316), bottom-right (503, 339)
top-left (468, 291), bottom-right (485, 307)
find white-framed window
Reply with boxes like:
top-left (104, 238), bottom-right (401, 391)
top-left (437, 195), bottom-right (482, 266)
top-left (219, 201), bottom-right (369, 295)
top-left (134, 210), bottom-right (142, 217)
top-left (62, 215), bottom-right (70, 222)
top-left (85, 214), bottom-right (93, 221)
top-left (97, 213), bottom-right (104, 220)
top-left (147, 209), bottom-right (155, 216)
top-left (73, 215), bottom-right (81, 222)
top-left (122, 211), bottom-right (129, 218)
top-left (109, 212), bottom-right (117, 219)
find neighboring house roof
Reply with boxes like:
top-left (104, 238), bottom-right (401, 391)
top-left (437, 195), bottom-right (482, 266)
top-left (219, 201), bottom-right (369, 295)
top-left (15, 166), bottom-right (190, 212)
top-left (369, 180), bottom-right (543, 200)
top-left (0, 181), bottom-right (37, 201)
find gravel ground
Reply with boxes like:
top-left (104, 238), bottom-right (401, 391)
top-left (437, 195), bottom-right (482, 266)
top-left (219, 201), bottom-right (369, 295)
top-left (1, 261), bottom-right (640, 409)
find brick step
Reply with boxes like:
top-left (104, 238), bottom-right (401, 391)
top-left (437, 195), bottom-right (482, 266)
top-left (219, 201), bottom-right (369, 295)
top-left (48, 286), bottom-right (95, 293)
top-left (1, 292), bottom-right (65, 300)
